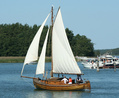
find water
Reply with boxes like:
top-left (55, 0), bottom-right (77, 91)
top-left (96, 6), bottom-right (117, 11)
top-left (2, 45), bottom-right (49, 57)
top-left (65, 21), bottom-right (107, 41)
top-left (0, 62), bottom-right (119, 98)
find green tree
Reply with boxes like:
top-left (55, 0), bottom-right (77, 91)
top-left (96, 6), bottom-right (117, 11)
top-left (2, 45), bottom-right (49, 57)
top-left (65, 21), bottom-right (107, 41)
top-left (0, 23), bottom-right (95, 57)
top-left (72, 34), bottom-right (94, 56)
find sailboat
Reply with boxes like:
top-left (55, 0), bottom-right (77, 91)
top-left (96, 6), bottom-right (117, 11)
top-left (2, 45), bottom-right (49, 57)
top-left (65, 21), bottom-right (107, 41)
top-left (21, 6), bottom-right (91, 91)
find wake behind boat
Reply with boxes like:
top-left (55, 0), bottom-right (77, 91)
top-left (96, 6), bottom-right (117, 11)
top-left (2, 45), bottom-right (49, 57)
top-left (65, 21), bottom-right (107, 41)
top-left (21, 6), bottom-right (91, 91)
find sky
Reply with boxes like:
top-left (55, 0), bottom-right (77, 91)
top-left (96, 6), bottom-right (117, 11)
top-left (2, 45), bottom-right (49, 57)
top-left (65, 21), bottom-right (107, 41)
top-left (0, 0), bottom-right (119, 50)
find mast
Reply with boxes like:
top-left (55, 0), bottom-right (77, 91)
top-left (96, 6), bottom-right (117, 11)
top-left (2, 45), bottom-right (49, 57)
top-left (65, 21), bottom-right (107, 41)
top-left (51, 6), bottom-right (53, 77)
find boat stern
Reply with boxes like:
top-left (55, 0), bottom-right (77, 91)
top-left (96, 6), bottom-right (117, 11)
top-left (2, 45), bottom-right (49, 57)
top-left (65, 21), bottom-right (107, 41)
top-left (84, 80), bottom-right (91, 89)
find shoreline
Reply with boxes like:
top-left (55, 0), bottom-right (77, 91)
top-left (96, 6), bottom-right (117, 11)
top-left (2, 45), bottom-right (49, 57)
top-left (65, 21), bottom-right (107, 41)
top-left (0, 56), bottom-right (52, 63)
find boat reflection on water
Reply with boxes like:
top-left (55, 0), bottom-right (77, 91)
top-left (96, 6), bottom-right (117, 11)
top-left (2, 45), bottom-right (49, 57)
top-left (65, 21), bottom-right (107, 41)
top-left (29, 90), bottom-right (91, 98)
top-left (52, 91), bottom-right (91, 98)
top-left (52, 91), bottom-right (82, 98)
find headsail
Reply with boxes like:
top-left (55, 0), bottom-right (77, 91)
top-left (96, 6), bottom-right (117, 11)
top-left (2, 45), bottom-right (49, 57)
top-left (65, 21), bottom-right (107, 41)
top-left (52, 8), bottom-right (82, 74)
top-left (21, 13), bottom-right (50, 76)
top-left (36, 28), bottom-right (49, 75)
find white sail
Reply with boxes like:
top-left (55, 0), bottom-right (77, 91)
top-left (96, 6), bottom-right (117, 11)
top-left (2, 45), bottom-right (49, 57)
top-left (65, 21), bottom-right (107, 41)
top-left (52, 8), bottom-right (82, 74)
top-left (36, 28), bottom-right (49, 75)
top-left (21, 14), bottom-right (50, 76)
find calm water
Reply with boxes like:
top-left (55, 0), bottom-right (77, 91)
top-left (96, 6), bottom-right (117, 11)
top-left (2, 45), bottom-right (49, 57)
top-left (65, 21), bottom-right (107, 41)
top-left (0, 62), bottom-right (119, 98)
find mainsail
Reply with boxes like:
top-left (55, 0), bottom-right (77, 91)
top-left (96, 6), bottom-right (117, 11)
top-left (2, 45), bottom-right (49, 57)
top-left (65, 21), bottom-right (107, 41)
top-left (52, 8), bottom-right (82, 74)
top-left (21, 14), bottom-right (50, 76)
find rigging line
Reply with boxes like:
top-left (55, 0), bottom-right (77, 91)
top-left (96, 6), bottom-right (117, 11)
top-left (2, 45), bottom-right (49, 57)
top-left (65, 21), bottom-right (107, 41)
top-left (21, 78), bottom-right (34, 88)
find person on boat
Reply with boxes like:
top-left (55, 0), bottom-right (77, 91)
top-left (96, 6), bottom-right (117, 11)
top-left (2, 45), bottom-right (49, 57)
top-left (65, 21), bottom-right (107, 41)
top-left (76, 75), bottom-right (83, 83)
top-left (61, 76), bottom-right (68, 84)
top-left (68, 77), bottom-right (72, 84)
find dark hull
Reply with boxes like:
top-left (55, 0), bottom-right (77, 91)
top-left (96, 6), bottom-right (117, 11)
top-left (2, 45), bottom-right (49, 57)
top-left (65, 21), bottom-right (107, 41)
top-left (103, 64), bottom-right (119, 69)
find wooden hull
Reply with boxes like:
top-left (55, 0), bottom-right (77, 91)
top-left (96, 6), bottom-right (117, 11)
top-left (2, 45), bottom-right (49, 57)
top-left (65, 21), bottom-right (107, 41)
top-left (33, 78), bottom-right (91, 91)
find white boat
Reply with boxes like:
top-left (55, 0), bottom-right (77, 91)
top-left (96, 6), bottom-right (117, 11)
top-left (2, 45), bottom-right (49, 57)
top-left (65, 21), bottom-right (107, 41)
top-left (100, 54), bottom-right (119, 68)
top-left (99, 54), bottom-right (114, 66)
top-left (82, 59), bottom-right (99, 69)
top-left (82, 54), bottom-right (119, 69)
top-left (113, 57), bottom-right (119, 66)
top-left (21, 6), bottom-right (91, 91)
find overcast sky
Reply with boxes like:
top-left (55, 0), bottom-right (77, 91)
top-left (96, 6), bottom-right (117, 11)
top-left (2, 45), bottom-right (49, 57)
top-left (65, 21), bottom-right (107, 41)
top-left (1, 0), bottom-right (119, 49)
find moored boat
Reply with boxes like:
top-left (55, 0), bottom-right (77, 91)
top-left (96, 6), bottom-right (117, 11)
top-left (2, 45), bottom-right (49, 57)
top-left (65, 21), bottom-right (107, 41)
top-left (100, 54), bottom-right (119, 68)
top-left (81, 54), bottom-right (119, 69)
top-left (82, 58), bottom-right (103, 69)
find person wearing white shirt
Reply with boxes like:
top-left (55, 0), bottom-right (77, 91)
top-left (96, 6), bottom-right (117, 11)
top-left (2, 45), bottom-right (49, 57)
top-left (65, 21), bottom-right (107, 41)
top-left (61, 76), bottom-right (68, 84)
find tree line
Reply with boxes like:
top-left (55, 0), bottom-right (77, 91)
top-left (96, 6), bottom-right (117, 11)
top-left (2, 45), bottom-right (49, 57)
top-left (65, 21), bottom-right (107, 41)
top-left (0, 23), bottom-right (94, 56)
top-left (95, 48), bottom-right (119, 56)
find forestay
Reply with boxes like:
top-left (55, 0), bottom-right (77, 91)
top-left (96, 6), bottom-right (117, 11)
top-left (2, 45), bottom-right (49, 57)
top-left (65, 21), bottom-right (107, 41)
top-left (52, 8), bottom-right (82, 74)
top-left (21, 14), bottom-right (50, 76)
